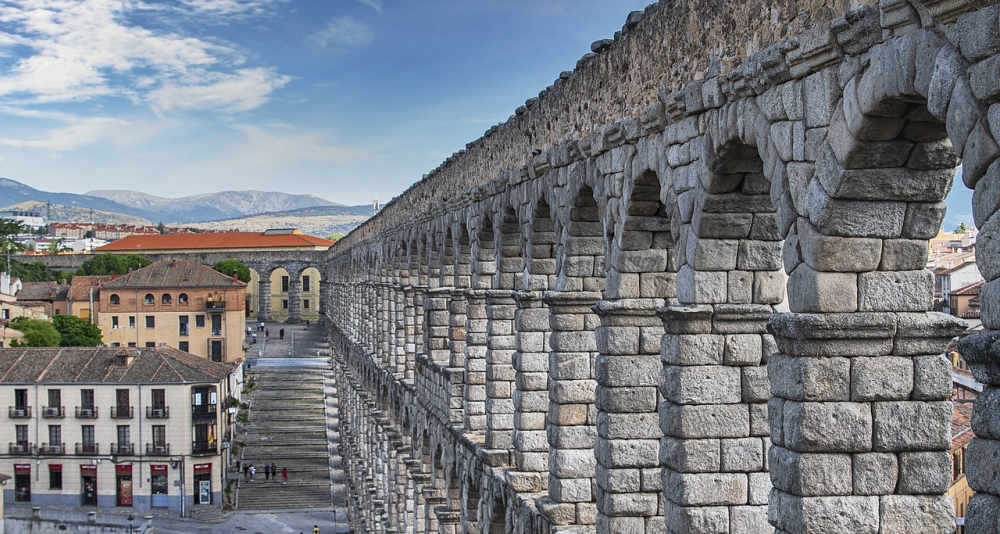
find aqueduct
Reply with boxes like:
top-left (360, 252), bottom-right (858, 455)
top-left (320, 0), bottom-right (1000, 532)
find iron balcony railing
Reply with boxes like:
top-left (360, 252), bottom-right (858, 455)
top-left (38, 442), bottom-right (65, 455)
top-left (75, 406), bottom-right (99, 419)
top-left (146, 406), bottom-right (170, 419)
top-left (8, 442), bottom-right (35, 455)
top-left (191, 442), bottom-right (217, 455)
top-left (111, 406), bottom-right (134, 419)
top-left (8, 406), bottom-right (31, 418)
top-left (112, 443), bottom-right (135, 455)
top-left (146, 443), bottom-right (170, 456)
top-left (75, 443), bottom-right (100, 455)
top-left (42, 406), bottom-right (65, 418)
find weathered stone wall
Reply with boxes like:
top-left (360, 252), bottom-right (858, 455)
top-left (324, 0), bottom-right (1000, 532)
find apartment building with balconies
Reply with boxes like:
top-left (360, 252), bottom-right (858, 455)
top-left (98, 260), bottom-right (246, 362)
top-left (0, 346), bottom-right (242, 515)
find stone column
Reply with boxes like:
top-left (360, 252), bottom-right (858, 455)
top-left (464, 290), bottom-right (489, 436)
top-left (539, 291), bottom-right (601, 527)
top-left (287, 279), bottom-right (302, 323)
top-left (403, 286), bottom-right (418, 381)
top-left (257, 278), bottom-right (272, 321)
top-left (425, 288), bottom-right (452, 365)
top-left (319, 279), bottom-right (331, 322)
top-left (587, 298), bottom-right (664, 534)
top-left (507, 290), bottom-right (550, 493)
top-left (485, 290), bottom-right (517, 454)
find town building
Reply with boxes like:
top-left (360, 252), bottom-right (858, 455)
top-left (0, 346), bottom-right (242, 515)
top-left (935, 261), bottom-right (984, 315)
top-left (97, 260), bottom-right (246, 362)
top-left (15, 281), bottom-right (69, 318)
top-left (95, 230), bottom-right (332, 322)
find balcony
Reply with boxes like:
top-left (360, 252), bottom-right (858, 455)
top-left (205, 301), bottom-right (226, 312)
top-left (191, 406), bottom-right (216, 420)
top-left (112, 443), bottom-right (135, 455)
top-left (111, 406), bottom-right (134, 419)
top-left (146, 443), bottom-right (170, 456)
top-left (75, 443), bottom-right (100, 455)
top-left (146, 406), bottom-right (170, 419)
top-left (75, 406), bottom-right (99, 419)
top-left (8, 406), bottom-right (31, 418)
top-left (42, 406), bottom-right (65, 418)
top-left (191, 441), bottom-right (217, 455)
top-left (8, 442), bottom-right (35, 455)
top-left (39, 442), bottom-right (65, 455)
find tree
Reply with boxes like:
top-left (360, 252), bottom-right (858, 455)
top-left (157, 222), bottom-right (166, 234)
top-left (212, 259), bottom-right (251, 283)
top-left (77, 254), bottom-right (151, 276)
top-left (10, 260), bottom-right (72, 283)
top-left (53, 315), bottom-right (103, 347)
top-left (8, 317), bottom-right (61, 347)
top-left (325, 232), bottom-right (346, 242)
top-left (955, 222), bottom-right (969, 234)
top-left (0, 217), bottom-right (27, 273)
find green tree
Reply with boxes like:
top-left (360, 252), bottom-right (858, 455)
top-left (53, 315), bottom-right (103, 347)
top-left (77, 254), bottom-right (151, 276)
top-left (212, 259), bottom-right (251, 283)
top-left (955, 222), bottom-right (969, 234)
top-left (325, 232), bottom-right (345, 242)
top-left (157, 222), bottom-right (166, 234)
top-left (0, 217), bottom-right (27, 273)
top-left (8, 317), bottom-right (61, 347)
top-left (10, 260), bottom-right (72, 283)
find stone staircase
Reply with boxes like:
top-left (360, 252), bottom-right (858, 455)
top-left (236, 358), bottom-right (335, 511)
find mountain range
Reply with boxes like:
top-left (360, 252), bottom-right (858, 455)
top-left (0, 177), bottom-right (372, 237)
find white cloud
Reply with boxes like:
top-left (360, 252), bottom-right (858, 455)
top-left (355, 0), bottom-right (383, 15)
top-left (0, 116), bottom-right (128, 150)
top-left (0, 0), bottom-right (286, 113)
top-left (308, 17), bottom-right (374, 49)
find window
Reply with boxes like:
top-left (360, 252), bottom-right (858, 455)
top-left (2, 308), bottom-right (9, 319)
top-left (110, 294), bottom-right (120, 305)
top-left (15, 424), bottom-right (28, 445)
top-left (211, 315), bottom-right (222, 336)
top-left (152, 425), bottom-right (166, 446)
top-left (152, 389), bottom-right (165, 409)
top-left (145, 342), bottom-right (155, 348)
top-left (14, 388), bottom-right (27, 410)
top-left (129, 316), bottom-right (136, 329)
top-left (116, 389), bottom-right (129, 414)
top-left (161, 294), bottom-right (172, 304)
top-left (179, 341), bottom-right (189, 352)
top-left (48, 425), bottom-right (61, 447)
top-left (282, 299), bottom-right (288, 309)
top-left (117, 425), bottom-right (130, 449)
top-left (47, 389), bottom-right (61, 409)
top-left (112, 316), bottom-right (119, 329)
top-left (144, 294), bottom-right (154, 305)
top-left (145, 316), bottom-right (155, 328)
top-left (111, 342), bottom-right (121, 347)
top-left (302, 275), bottom-right (310, 291)
top-left (304, 299), bottom-right (310, 309)
top-left (179, 293), bottom-right (188, 304)
top-left (179, 316), bottom-right (189, 336)
top-left (81, 425), bottom-right (95, 448)
top-left (81, 389), bottom-right (94, 410)
top-left (281, 276), bottom-right (289, 292)
top-left (49, 465), bottom-right (62, 489)
top-left (211, 340), bottom-right (223, 362)
top-left (195, 315), bottom-right (205, 328)
top-left (127, 342), bottom-right (136, 347)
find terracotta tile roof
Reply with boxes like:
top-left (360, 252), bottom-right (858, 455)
top-left (69, 275), bottom-right (117, 301)
top-left (0, 346), bottom-right (236, 384)
top-left (935, 261), bottom-right (978, 276)
top-left (17, 281), bottom-right (68, 301)
top-left (100, 260), bottom-right (245, 290)
top-left (953, 401), bottom-right (974, 449)
top-left (951, 279), bottom-right (985, 297)
top-left (95, 230), bottom-right (333, 252)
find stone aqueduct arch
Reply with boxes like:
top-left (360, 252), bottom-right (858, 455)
top-left (323, 1), bottom-right (1000, 533)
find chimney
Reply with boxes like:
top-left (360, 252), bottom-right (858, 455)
top-left (232, 271), bottom-right (239, 282)
top-left (171, 260), bottom-right (177, 268)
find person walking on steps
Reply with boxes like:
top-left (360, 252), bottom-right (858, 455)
top-left (264, 463), bottom-right (270, 480)
top-left (271, 462), bottom-right (277, 481)
top-left (279, 328), bottom-right (285, 339)
top-left (243, 462), bottom-right (249, 481)
top-left (282, 466), bottom-right (288, 484)
top-left (249, 464), bottom-right (256, 482)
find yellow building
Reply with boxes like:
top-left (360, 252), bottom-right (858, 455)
top-left (97, 260), bottom-right (246, 363)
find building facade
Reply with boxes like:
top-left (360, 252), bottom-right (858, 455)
top-left (0, 347), bottom-right (242, 515)
top-left (97, 260), bottom-right (246, 362)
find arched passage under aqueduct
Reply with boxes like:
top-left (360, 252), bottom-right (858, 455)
top-left (323, 1), bottom-right (1000, 533)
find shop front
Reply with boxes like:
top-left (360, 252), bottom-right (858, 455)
top-left (115, 464), bottom-right (133, 507)
top-left (80, 465), bottom-right (98, 506)
top-left (193, 463), bottom-right (212, 505)
top-left (14, 464), bottom-right (30, 502)
top-left (151, 464), bottom-right (169, 508)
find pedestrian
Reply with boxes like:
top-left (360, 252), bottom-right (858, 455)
top-left (259, 321), bottom-right (265, 332)
top-left (279, 328), bottom-right (285, 339)
top-left (249, 464), bottom-right (256, 482)
top-left (313, 525), bottom-right (319, 534)
top-left (271, 462), bottom-right (277, 480)
top-left (282, 466), bottom-right (288, 484)
top-left (246, 325), bottom-right (252, 337)
top-left (252, 332), bottom-right (257, 344)
top-left (243, 462), bottom-right (249, 481)
top-left (236, 459), bottom-right (241, 474)
top-left (305, 319), bottom-right (310, 329)
top-left (264, 463), bottom-right (270, 480)
top-left (265, 328), bottom-right (269, 339)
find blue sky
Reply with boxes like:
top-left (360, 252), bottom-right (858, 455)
top-left (0, 0), bottom-right (652, 206)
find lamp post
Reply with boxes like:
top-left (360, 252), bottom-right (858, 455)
top-left (127, 514), bottom-right (135, 534)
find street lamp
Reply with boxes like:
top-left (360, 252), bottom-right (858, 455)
top-left (127, 514), bottom-right (135, 534)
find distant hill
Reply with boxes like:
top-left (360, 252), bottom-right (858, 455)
top-left (180, 205), bottom-right (373, 237)
top-left (2, 201), bottom-right (152, 226)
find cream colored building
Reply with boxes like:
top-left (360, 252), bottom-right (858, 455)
top-left (0, 346), bottom-right (242, 515)
top-left (98, 260), bottom-right (246, 362)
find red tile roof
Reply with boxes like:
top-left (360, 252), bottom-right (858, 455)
top-left (95, 230), bottom-right (333, 252)
top-left (951, 279), bottom-right (985, 297)
top-left (69, 276), bottom-right (117, 301)
top-left (953, 401), bottom-right (974, 449)
top-left (100, 260), bottom-right (245, 289)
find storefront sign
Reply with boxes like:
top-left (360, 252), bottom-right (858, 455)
top-left (193, 463), bottom-right (212, 474)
